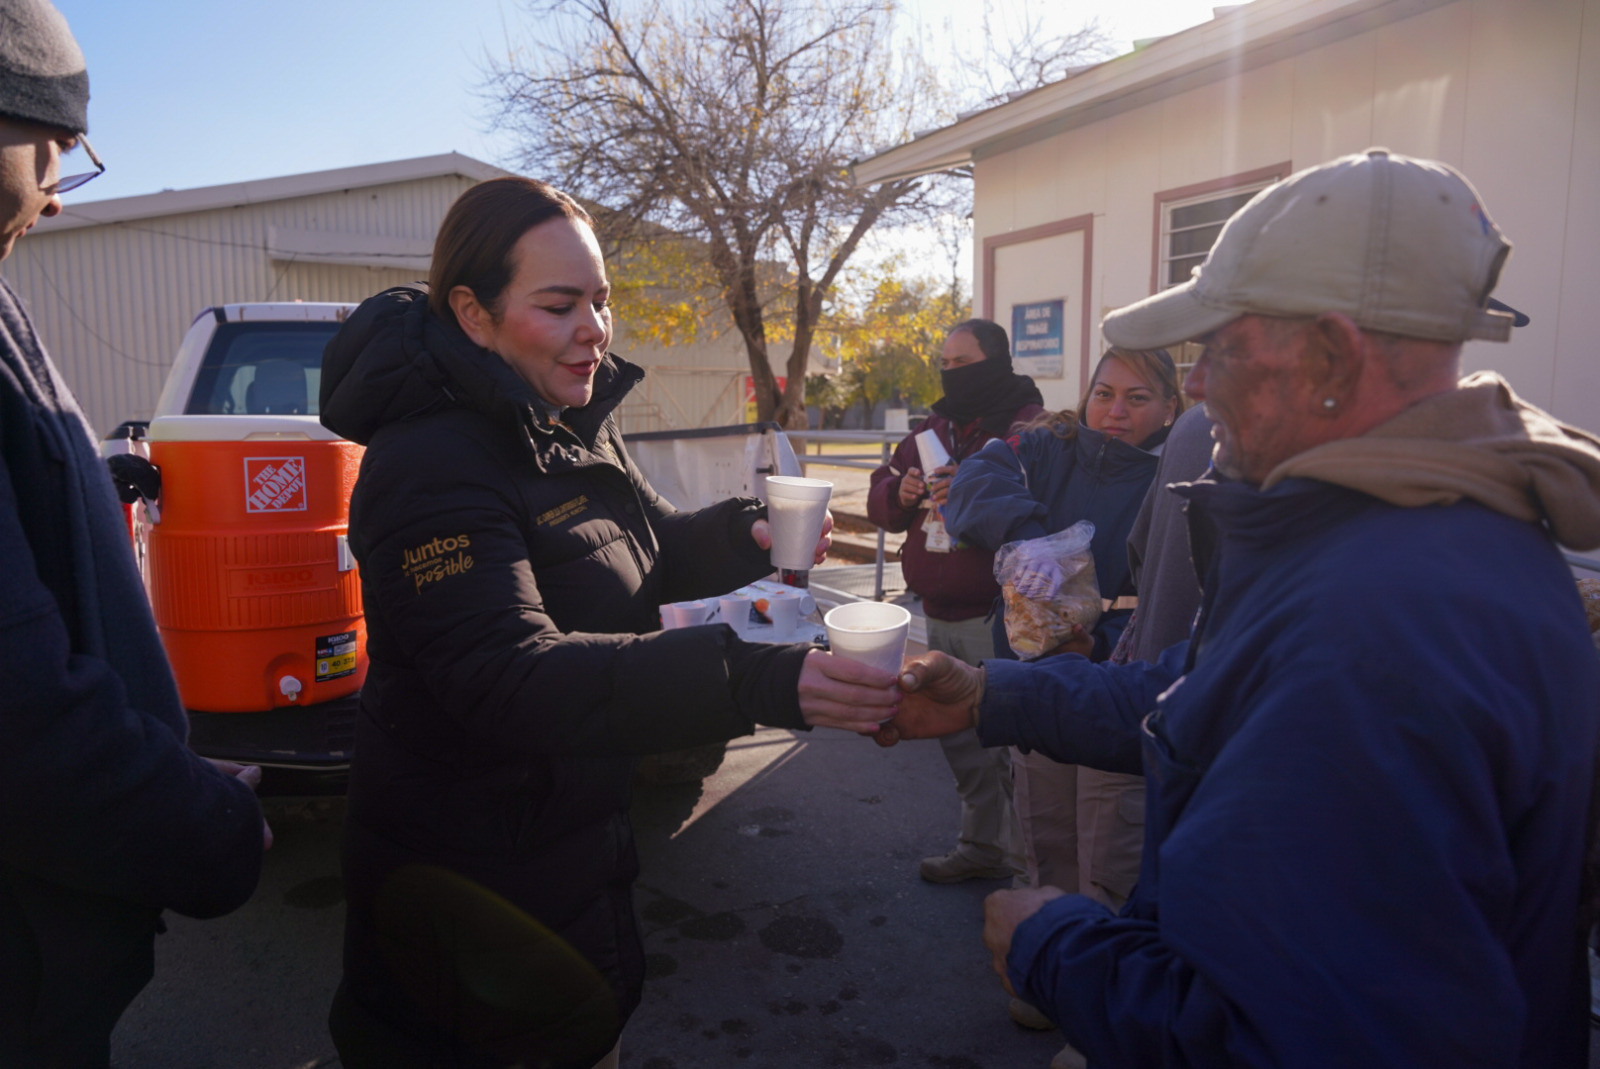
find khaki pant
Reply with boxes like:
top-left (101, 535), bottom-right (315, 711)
top-left (926, 615), bottom-right (1024, 870)
top-left (1012, 751), bottom-right (1144, 909)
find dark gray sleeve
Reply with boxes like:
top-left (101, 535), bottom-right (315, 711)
top-left (0, 449), bottom-right (262, 919)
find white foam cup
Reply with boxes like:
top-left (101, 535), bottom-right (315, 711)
top-left (719, 593), bottom-right (752, 629)
top-left (762, 589), bottom-right (803, 633)
top-left (764, 476), bottom-right (833, 571)
top-left (662, 600), bottom-right (711, 629)
top-left (914, 428), bottom-right (951, 474)
top-left (823, 601), bottom-right (912, 677)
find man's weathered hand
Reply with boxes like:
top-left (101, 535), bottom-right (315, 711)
top-left (871, 651), bottom-right (981, 746)
top-left (897, 467), bottom-right (929, 509)
top-left (983, 887), bottom-right (1065, 997)
top-left (896, 464), bottom-right (934, 508)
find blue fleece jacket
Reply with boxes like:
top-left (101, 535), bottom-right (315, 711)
top-left (945, 422), bottom-right (1167, 659)
top-left (978, 475), bottom-right (1599, 1067)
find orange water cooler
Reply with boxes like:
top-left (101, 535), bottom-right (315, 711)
top-left (144, 415), bottom-right (366, 715)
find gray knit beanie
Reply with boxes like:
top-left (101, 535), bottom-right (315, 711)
top-left (0, 0), bottom-right (88, 134)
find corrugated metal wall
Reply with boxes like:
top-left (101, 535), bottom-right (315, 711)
top-left (612, 329), bottom-right (748, 432)
top-left (0, 174), bottom-right (475, 436)
top-left (0, 170), bottom-right (760, 437)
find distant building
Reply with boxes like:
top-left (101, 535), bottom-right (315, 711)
top-left (853, 0), bottom-right (1600, 431)
top-left (3, 153), bottom-right (751, 436)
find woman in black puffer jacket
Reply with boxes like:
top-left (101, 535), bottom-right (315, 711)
top-left (319, 177), bottom-right (897, 1069)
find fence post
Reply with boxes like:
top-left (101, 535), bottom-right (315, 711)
top-left (874, 438), bottom-right (888, 602)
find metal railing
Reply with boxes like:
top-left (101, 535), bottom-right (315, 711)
top-left (789, 430), bottom-right (905, 601)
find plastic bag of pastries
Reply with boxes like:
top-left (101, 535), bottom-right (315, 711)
top-left (995, 520), bottom-right (1103, 659)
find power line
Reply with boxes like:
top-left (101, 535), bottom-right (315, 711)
top-left (29, 258), bottom-right (171, 368)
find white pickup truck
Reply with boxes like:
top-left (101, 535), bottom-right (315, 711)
top-left (105, 301), bottom-right (360, 779)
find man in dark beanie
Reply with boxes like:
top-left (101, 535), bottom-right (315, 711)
top-left (0, 2), bottom-right (267, 1065)
top-left (868, 319), bottom-right (1043, 884)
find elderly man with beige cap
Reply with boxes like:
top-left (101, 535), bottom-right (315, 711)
top-left (878, 148), bottom-right (1600, 1067)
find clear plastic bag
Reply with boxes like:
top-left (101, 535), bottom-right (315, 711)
top-left (994, 520), bottom-right (1103, 659)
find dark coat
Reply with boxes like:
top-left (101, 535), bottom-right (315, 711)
top-left (944, 422), bottom-right (1169, 659)
top-left (0, 280), bottom-right (262, 1062)
top-left (866, 406), bottom-right (1042, 622)
top-left (319, 286), bottom-right (809, 1065)
top-left (979, 478), bottom-right (1600, 1067)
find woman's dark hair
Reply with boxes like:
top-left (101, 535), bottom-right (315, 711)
top-left (428, 176), bottom-right (594, 327)
top-left (1019, 348), bottom-right (1185, 440)
top-left (946, 318), bottom-right (1012, 364)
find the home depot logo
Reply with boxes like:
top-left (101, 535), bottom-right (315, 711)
top-left (244, 456), bottom-right (308, 513)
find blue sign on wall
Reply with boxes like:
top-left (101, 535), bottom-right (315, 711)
top-left (1011, 299), bottom-right (1065, 378)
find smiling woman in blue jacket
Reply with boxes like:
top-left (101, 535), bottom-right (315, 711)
top-left (943, 348), bottom-right (1181, 924)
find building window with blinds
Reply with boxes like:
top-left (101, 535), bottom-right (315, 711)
top-left (1151, 164), bottom-right (1292, 378)
top-left (1159, 186), bottom-right (1269, 289)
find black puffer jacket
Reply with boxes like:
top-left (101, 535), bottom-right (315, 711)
top-left (320, 286), bottom-right (809, 1061)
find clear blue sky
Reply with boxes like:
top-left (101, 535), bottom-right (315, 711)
top-left (54, 0), bottom-right (1225, 204)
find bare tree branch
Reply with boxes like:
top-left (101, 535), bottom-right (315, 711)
top-left (484, 0), bottom-right (949, 426)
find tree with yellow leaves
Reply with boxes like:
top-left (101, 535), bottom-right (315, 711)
top-left (819, 259), bottom-right (965, 426)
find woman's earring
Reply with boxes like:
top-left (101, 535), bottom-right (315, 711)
top-left (1322, 398), bottom-right (1337, 410)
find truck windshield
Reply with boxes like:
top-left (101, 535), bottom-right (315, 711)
top-left (186, 321), bottom-right (342, 416)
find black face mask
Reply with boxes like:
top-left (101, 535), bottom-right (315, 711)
top-left (937, 358), bottom-right (1016, 423)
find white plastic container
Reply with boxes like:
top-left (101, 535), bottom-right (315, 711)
top-left (764, 475), bottom-right (833, 570)
top-left (823, 601), bottom-right (912, 676)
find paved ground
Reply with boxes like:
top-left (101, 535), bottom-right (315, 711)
top-left (624, 726), bottom-right (1060, 1069)
top-left (108, 724), bottom-right (1068, 1069)
top-left (105, 737), bottom-right (1600, 1069)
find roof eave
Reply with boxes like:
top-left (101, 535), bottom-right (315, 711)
top-left (35, 152), bottom-right (514, 233)
top-left (853, 0), bottom-right (1448, 187)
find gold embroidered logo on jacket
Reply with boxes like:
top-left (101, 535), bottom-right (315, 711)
top-left (401, 534), bottom-right (474, 593)
top-left (536, 495), bottom-right (590, 528)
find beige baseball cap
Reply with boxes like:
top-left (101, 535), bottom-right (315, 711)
top-left (1103, 148), bottom-right (1514, 350)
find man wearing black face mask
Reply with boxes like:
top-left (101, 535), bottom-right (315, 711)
top-left (868, 319), bottom-right (1044, 883)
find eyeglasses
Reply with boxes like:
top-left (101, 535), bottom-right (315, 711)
top-left (52, 137), bottom-right (104, 194)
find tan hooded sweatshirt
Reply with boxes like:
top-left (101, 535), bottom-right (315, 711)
top-left (1261, 372), bottom-right (1600, 552)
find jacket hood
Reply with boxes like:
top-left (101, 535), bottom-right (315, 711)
top-left (1262, 372), bottom-right (1600, 550)
top-left (320, 284), bottom-right (643, 447)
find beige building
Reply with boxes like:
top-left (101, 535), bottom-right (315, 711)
top-left (3, 153), bottom-right (751, 436)
top-left (854, 0), bottom-right (1600, 431)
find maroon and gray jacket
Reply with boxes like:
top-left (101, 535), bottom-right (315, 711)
top-left (867, 404), bottom-right (1044, 621)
